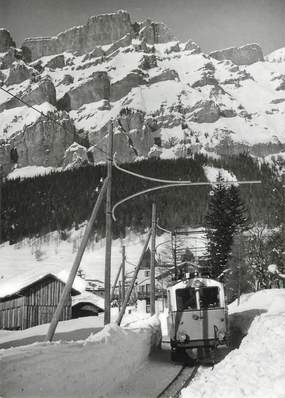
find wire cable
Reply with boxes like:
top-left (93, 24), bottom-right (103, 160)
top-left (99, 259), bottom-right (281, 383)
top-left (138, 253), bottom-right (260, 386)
top-left (114, 154), bottom-right (262, 185)
top-left (156, 223), bottom-right (172, 234)
top-left (0, 85), bottom-right (70, 132)
top-left (0, 84), bottom-right (111, 158)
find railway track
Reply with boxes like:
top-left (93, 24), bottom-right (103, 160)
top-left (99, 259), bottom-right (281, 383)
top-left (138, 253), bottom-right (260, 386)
top-left (157, 364), bottom-right (199, 398)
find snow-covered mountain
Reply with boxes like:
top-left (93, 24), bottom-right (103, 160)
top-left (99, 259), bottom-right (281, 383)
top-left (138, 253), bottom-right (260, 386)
top-left (0, 10), bottom-right (285, 177)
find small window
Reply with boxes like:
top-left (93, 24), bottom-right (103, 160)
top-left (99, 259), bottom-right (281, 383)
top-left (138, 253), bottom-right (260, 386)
top-left (154, 137), bottom-right (161, 147)
top-left (144, 270), bottom-right (150, 277)
top-left (146, 284), bottom-right (150, 294)
top-left (176, 288), bottom-right (196, 310)
top-left (10, 147), bottom-right (18, 164)
top-left (199, 287), bottom-right (220, 308)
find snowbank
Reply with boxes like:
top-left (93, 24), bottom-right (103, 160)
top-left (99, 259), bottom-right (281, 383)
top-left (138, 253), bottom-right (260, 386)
top-left (0, 316), bottom-right (161, 398)
top-left (0, 307), bottom-right (151, 346)
top-left (7, 165), bottom-right (56, 180)
top-left (181, 289), bottom-right (285, 398)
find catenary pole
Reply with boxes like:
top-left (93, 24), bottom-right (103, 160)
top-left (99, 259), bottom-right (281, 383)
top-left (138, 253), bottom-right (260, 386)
top-left (110, 261), bottom-right (123, 302)
top-left (150, 202), bottom-right (156, 315)
top-left (117, 229), bottom-right (152, 326)
top-left (46, 177), bottom-right (109, 342)
top-left (104, 120), bottom-right (113, 325)
top-left (0, 165), bottom-right (2, 244)
top-left (122, 244), bottom-right (126, 303)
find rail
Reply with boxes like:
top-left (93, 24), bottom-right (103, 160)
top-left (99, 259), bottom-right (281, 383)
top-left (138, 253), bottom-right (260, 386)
top-left (156, 364), bottom-right (199, 398)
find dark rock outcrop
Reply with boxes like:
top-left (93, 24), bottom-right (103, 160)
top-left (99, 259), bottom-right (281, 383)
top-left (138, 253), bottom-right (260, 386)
top-left (21, 10), bottom-right (133, 60)
top-left (61, 71), bottom-right (110, 110)
top-left (105, 33), bottom-right (132, 56)
top-left (0, 29), bottom-right (16, 52)
top-left (0, 70), bottom-right (6, 81)
top-left (82, 47), bottom-right (104, 61)
top-left (0, 48), bottom-right (17, 69)
top-left (0, 141), bottom-right (13, 175)
top-left (45, 54), bottom-right (65, 69)
top-left (5, 61), bottom-right (37, 86)
top-left (0, 77), bottom-right (56, 112)
top-left (110, 70), bottom-right (147, 101)
top-left (138, 19), bottom-right (176, 44)
top-left (210, 44), bottom-right (264, 65)
top-left (192, 73), bottom-right (218, 88)
top-left (214, 134), bottom-right (285, 157)
top-left (9, 112), bottom-right (75, 167)
top-left (59, 74), bottom-right (74, 85)
top-left (62, 142), bottom-right (89, 169)
top-left (276, 76), bottom-right (285, 91)
top-left (165, 42), bottom-right (180, 54)
top-left (183, 40), bottom-right (201, 53)
top-left (139, 54), bottom-right (158, 70)
top-left (190, 100), bottom-right (220, 123)
top-left (149, 69), bottom-right (179, 84)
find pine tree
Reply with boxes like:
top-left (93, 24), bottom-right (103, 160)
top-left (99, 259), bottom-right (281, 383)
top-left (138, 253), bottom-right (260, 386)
top-left (225, 233), bottom-right (254, 303)
top-left (205, 177), bottom-right (249, 279)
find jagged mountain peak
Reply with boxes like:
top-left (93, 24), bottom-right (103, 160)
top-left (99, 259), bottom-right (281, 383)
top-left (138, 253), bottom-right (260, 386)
top-left (0, 10), bottom-right (285, 178)
top-left (20, 10), bottom-right (176, 62)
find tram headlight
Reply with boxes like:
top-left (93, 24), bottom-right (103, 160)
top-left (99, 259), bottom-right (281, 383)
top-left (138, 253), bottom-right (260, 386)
top-left (218, 330), bottom-right (225, 342)
top-left (177, 331), bottom-right (189, 342)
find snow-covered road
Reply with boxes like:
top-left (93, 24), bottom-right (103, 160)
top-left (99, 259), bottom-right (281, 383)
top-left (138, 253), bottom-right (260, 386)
top-left (107, 345), bottom-right (182, 398)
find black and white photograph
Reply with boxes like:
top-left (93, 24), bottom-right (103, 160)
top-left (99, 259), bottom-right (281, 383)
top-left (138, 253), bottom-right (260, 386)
top-left (0, 0), bottom-right (285, 397)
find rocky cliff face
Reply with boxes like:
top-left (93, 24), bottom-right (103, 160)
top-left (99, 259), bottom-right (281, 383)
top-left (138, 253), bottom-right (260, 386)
top-left (0, 29), bottom-right (15, 52)
top-left (0, 77), bottom-right (56, 112)
top-left (5, 61), bottom-right (37, 86)
top-left (0, 10), bottom-right (285, 176)
top-left (21, 11), bottom-right (176, 61)
top-left (210, 44), bottom-right (264, 65)
top-left (10, 112), bottom-right (75, 168)
top-left (22, 10), bottom-right (132, 61)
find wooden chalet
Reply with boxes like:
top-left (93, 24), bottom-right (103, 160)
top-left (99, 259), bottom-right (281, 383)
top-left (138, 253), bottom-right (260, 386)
top-left (0, 273), bottom-right (81, 330)
top-left (72, 292), bottom-right (104, 318)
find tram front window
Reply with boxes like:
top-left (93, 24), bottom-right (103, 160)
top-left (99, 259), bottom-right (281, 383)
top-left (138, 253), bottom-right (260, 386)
top-left (176, 288), bottom-right (196, 310)
top-left (176, 287), bottom-right (220, 310)
top-left (199, 287), bottom-right (220, 308)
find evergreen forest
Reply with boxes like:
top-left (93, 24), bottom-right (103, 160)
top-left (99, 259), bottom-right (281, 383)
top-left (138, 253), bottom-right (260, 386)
top-left (1, 153), bottom-right (282, 244)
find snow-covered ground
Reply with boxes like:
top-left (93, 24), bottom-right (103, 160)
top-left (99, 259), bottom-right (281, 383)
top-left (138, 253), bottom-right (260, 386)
top-left (0, 314), bottom-right (161, 398)
top-left (1, 289), bottom-right (284, 398)
top-left (181, 289), bottom-right (285, 398)
top-left (0, 226), bottom-right (207, 283)
top-left (1, 227), bottom-right (285, 397)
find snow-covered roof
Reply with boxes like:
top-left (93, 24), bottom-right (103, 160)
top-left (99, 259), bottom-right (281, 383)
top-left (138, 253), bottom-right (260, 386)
top-left (0, 270), bottom-right (83, 299)
top-left (168, 277), bottom-right (223, 293)
top-left (72, 291), bottom-right (105, 311)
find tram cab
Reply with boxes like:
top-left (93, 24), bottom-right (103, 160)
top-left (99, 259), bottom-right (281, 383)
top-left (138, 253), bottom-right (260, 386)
top-left (167, 276), bottom-right (228, 351)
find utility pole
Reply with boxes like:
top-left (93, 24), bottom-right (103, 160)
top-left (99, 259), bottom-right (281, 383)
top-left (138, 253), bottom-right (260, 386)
top-left (46, 177), bottom-right (109, 342)
top-left (122, 243), bottom-right (126, 303)
top-left (150, 202), bottom-right (156, 315)
top-left (0, 165), bottom-right (2, 244)
top-left (104, 120), bottom-right (113, 325)
top-left (117, 229), bottom-right (152, 325)
top-left (110, 243), bottom-right (126, 302)
top-left (281, 170), bottom-right (285, 278)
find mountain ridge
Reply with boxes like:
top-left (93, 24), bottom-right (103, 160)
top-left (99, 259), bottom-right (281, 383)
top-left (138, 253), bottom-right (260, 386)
top-left (0, 10), bottom-right (285, 177)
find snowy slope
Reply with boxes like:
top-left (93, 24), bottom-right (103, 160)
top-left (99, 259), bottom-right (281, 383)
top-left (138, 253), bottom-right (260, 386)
top-left (0, 224), bottom-right (209, 288)
top-left (265, 47), bottom-right (285, 63)
top-left (181, 289), bottom-right (285, 398)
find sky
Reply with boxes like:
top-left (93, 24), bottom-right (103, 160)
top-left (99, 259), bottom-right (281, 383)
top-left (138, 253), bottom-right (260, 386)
top-left (0, 0), bottom-right (284, 55)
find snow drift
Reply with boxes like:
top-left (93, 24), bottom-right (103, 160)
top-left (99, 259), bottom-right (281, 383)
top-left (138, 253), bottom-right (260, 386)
top-left (0, 315), bottom-right (161, 397)
top-left (181, 289), bottom-right (285, 398)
